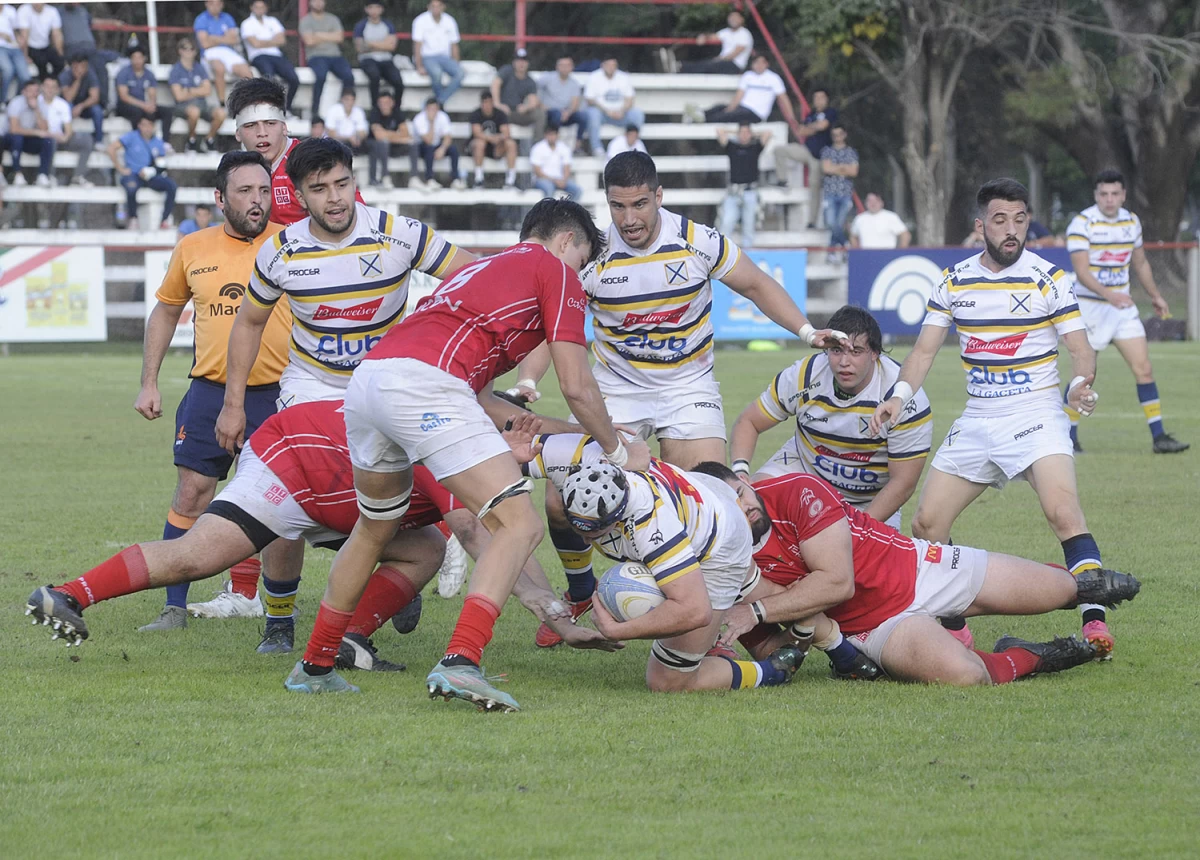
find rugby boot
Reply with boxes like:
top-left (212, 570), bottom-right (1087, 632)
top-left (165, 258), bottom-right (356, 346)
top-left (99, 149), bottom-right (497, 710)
top-left (1081, 620), bottom-right (1115, 661)
top-left (138, 605), bottom-right (188, 632)
top-left (336, 633), bottom-right (406, 671)
top-left (830, 651), bottom-right (884, 681)
top-left (1068, 569), bottom-right (1141, 608)
top-left (187, 581), bottom-right (263, 618)
top-left (766, 645), bottom-right (807, 683)
top-left (25, 586), bottom-right (88, 645)
top-left (1152, 433), bottom-right (1189, 454)
top-left (256, 622), bottom-right (294, 654)
top-left (426, 660), bottom-right (520, 712)
top-left (534, 594), bottom-right (592, 648)
top-left (285, 662), bottom-right (360, 694)
top-left (993, 635), bottom-right (1097, 675)
top-left (390, 593), bottom-right (423, 634)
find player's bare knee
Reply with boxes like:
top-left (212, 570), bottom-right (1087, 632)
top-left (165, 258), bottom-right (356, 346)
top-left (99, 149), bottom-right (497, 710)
top-left (910, 507), bottom-right (940, 541)
top-left (172, 472), bottom-right (217, 518)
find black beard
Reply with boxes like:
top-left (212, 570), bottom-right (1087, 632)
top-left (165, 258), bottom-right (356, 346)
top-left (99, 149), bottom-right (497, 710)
top-left (225, 207), bottom-right (266, 240)
top-left (310, 206), bottom-right (355, 238)
top-left (984, 233), bottom-right (1025, 268)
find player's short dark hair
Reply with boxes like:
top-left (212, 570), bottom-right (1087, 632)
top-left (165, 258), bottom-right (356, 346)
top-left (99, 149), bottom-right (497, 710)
top-left (976, 177), bottom-right (1029, 215)
top-left (227, 77), bottom-right (287, 119)
top-left (68, 50), bottom-right (89, 64)
top-left (604, 150), bottom-right (659, 193)
top-left (1094, 168), bottom-right (1125, 189)
top-left (690, 461), bottom-right (740, 483)
top-left (827, 305), bottom-right (883, 355)
top-left (40, 74), bottom-right (57, 86)
top-left (425, 96), bottom-right (440, 107)
top-left (519, 198), bottom-right (606, 265)
top-left (216, 150), bottom-right (271, 196)
top-left (285, 137), bottom-right (353, 187)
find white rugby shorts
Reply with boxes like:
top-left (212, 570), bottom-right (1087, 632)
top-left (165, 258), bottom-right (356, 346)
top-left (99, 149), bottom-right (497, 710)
top-left (847, 540), bottom-right (988, 667)
top-left (930, 390), bottom-right (1073, 489)
top-left (589, 364), bottom-right (727, 442)
top-left (203, 46), bottom-right (247, 72)
top-left (276, 363), bottom-right (348, 410)
top-left (343, 357), bottom-right (510, 481)
top-left (1078, 298), bottom-right (1145, 351)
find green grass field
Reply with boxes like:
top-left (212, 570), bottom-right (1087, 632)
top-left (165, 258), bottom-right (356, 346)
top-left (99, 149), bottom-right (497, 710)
top-left (2, 343), bottom-right (1198, 858)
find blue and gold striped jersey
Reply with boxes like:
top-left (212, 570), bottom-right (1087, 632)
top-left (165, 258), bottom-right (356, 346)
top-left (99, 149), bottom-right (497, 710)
top-left (1066, 204), bottom-right (1143, 297)
top-left (581, 208), bottom-right (740, 388)
top-left (756, 353), bottom-right (932, 505)
top-left (247, 203), bottom-right (457, 387)
top-left (924, 249), bottom-right (1084, 408)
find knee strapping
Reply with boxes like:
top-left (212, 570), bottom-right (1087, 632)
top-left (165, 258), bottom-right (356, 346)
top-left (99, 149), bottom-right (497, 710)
top-left (356, 487), bottom-right (411, 521)
top-left (478, 477), bottom-right (533, 520)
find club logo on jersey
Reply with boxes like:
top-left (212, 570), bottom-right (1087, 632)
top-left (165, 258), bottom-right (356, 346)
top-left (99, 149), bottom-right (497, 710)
top-left (664, 260), bottom-right (689, 286)
top-left (274, 186), bottom-right (291, 205)
top-left (963, 332), bottom-right (1028, 356)
top-left (623, 305), bottom-right (690, 328)
top-left (859, 416), bottom-right (872, 434)
top-left (1009, 292), bottom-right (1033, 315)
top-left (312, 297), bottom-right (384, 322)
top-left (945, 426), bottom-right (960, 447)
top-left (799, 487), bottom-right (825, 519)
top-left (925, 544), bottom-right (943, 564)
top-left (359, 253), bottom-right (383, 278)
top-left (263, 484), bottom-right (288, 506)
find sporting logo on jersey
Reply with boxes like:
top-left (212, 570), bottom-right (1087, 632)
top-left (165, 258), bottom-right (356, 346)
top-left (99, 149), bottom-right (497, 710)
top-left (664, 260), bottom-right (689, 286)
top-left (623, 305), bottom-right (689, 327)
top-left (312, 297), bottom-right (384, 322)
top-left (963, 333), bottom-right (1027, 356)
top-left (359, 253), bottom-right (383, 278)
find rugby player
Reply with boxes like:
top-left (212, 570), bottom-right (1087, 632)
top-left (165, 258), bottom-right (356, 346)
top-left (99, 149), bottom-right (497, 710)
top-left (694, 464), bottom-right (1141, 685)
top-left (286, 199), bottom-right (648, 709)
top-left (870, 178), bottom-right (1116, 655)
top-left (132, 151), bottom-right (292, 632)
top-left (1064, 169), bottom-right (1188, 454)
top-left (24, 402), bottom-right (613, 667)
top-left (730, 305), bottom-right (932, 530)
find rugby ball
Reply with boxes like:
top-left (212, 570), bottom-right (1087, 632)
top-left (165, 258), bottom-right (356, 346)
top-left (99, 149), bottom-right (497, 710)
top-left (596, 562), bottom-right (665, 622)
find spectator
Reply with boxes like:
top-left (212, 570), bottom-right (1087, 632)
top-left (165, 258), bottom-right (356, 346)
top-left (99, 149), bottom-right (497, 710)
top-left (309, 116), bottom-right (326, 138)
top-left (169, 37), bottom-right (226, 153)
top-left (115, 44), bottom-right (173, 140)
top-left (961, 223), bottom-right (985, 248)
top-left (538, 55), bottom-right (586, 152)
top-left (354, 2), bottom-right (403, 107)
top-left (0, 4), bottom-right (31, 102)
top-left (411, 0), bottom-right (463, 106)
top-left (300, 0), bottom-right (354, 121)
top-left (411, 96), bottom-right (463, 190)
top-left (56, 3), bottom-right (120, 109)
top-left (241, 1), bottom-right (299, 117)
top-left (7, 77), bottom-right (53, 186)
top-left (849, 192), bottom-right (910, 249)
top-left (108, 113), bottom-right (176, 231)
top-left (324, 88), bottom-right (368, 152)
top-left (604, 122), bottom-right (646, 163)
top-left (1025, 208), bottom-right (1062, 247)
top-left (59, 51), bottom-right (102, 146)
top-left (40, 73), bottom-right (91, 185)
top-left (491, 49), bottom-right (545, 148)
top-left (177, 203), bottom-right (213, 238)
top-left (772, 87), bottom-right (835, 228)
top-left (366, 88), bottom-right (411, 188)
top-left (16, 3), bottom-right (62, 79)
top-left (692, 54), bottom-right (794, 126)
top-left (682, 9), bottom-right (753, 75)
top-left (717, 122), bottom-right (770, 249)
top-left (530, 123), bottom-right (581, 201)
top-left (193, 0), bottom-right (252, 106)
top-left (468, 91), bottom-right (516, 188)
top-left (583, 56), bottom-right (643, 158)
top-left (820, 123), bottom-right (858, 250)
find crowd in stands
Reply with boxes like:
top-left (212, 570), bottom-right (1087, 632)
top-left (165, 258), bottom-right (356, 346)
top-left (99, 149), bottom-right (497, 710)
top-left (0, 1), bottom-right (888, 249)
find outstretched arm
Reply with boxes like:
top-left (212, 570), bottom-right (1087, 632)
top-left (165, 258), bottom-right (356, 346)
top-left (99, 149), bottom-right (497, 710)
top-left (721, 253), bottom-right (847, 348)
top-left (869, 323), bottom-right (947, 434)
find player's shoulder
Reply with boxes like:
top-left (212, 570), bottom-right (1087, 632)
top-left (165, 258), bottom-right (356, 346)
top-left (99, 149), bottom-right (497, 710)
top-left (1019, 248), bottom-right (1066, 282)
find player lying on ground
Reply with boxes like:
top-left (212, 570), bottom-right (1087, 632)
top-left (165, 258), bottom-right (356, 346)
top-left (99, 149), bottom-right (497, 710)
top-left (24, 402), bottom-right (617, 666)
top-left (691, 463), bottom-right (1141, 686)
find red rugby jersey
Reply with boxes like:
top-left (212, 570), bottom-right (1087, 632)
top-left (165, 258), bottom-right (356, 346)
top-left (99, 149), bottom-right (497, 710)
top-left (270, 138), bottom-right (366, 226)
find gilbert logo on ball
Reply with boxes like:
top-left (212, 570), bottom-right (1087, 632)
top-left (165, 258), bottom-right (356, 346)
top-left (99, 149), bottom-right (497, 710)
top-left (596, 562), bottom-right (665, 623)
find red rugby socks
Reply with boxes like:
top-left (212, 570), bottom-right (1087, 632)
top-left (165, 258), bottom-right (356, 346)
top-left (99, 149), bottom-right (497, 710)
top-left (346, 566), bottom-right (418, 638)
top-left (56, 546), bottom-right (151, 608)
top-left (302, 602), bottom-right (354, 669)
top-left (229, 558), bottom-right (261, 599)
top-left (974, 648), bottom-right (1041, 684)
top-left (444, 594), bottom-right (502, 666)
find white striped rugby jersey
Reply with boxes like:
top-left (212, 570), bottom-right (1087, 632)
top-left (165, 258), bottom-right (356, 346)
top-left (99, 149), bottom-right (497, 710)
top-left (755, 353), bottom-right (933, 506)
top-left (581, 208), bottom-right (741, 388)
top-left (1065, 204), bottom-right (1143, 297)
top-left (924, 249), bottom-right (1084, 410)
top-left (247, 203), bottom-right (458, 387)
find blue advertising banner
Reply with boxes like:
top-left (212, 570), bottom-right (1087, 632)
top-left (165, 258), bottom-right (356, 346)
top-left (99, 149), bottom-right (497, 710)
top-left (847, 247), bottom-right (1071, 335)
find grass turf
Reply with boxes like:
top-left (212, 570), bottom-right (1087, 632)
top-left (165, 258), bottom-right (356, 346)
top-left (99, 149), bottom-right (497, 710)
top-left (2, 343), bottom-right (1198, 858)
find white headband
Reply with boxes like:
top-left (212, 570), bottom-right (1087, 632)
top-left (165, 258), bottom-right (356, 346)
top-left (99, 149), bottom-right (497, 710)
top-left (236, 104), bottom-right (287, 127)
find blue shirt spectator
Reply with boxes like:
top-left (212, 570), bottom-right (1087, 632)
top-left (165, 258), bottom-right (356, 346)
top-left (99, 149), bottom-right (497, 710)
top-left (115, 63), bottom-right (157, 103)
top-left (193, 9), bottom-right (239, 40)
top-left (118, 127), bottom-right (169, 174)
top-left (168, 59), bottom-right (210, 91)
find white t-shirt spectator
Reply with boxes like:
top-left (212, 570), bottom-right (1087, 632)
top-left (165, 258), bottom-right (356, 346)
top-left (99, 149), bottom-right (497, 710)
top-left (7, 93), bottom-right (40, 129)
top-left (240, 14), bottom-right (286, 61)
top-left (850, 209), bottom-right (910, 249)
top-left (412, 108), bottom-right (452, 141)
top-left (737, 68), bottom-right (785, 121)
top-left (531, 138), bottom-right (572, 181)
top-left (411, 10), bottom-right (459, 58)
top-left (38, 94), bottom-right (73, 135)
top-left (584, 69), bottom-right (635, 112)
top-left (718, 27), bottom-right (754, 70)
top-left (324, 102), bottom-right (369, 139)
top-left (16, 3), bottom-right (61, 49)
top-left (0, 6), bottom-right (20, 48)
top-left (605, 134), bottom-right (647, 162)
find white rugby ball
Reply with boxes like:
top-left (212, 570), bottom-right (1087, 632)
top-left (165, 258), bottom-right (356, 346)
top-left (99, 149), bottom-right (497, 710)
top-left (596, 562), bottom-right (665, 622)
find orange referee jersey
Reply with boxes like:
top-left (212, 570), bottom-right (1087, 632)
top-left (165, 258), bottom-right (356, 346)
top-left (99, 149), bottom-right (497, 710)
top-left (155, 223), bottom-right (292, 386)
